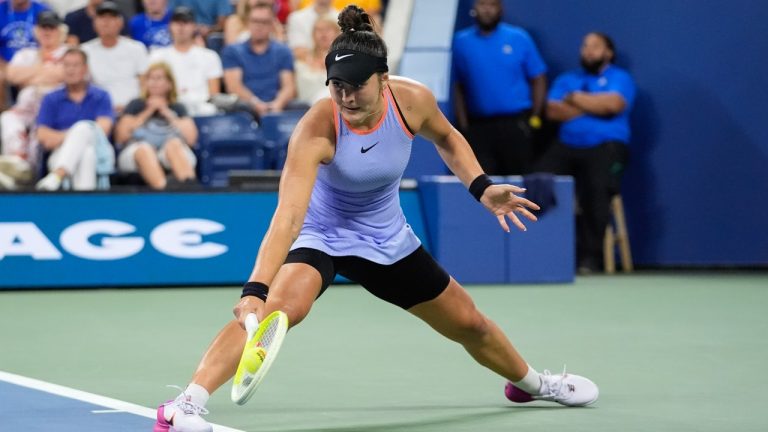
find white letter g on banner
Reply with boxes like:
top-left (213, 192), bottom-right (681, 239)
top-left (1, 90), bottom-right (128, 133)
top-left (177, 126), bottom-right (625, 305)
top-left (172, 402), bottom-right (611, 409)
top-left (150, 219), bottom-right (228, 259)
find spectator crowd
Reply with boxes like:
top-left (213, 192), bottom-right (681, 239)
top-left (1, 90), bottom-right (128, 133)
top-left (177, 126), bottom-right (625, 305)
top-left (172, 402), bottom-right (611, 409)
top-left (0, 0), bottom-right (385, 191)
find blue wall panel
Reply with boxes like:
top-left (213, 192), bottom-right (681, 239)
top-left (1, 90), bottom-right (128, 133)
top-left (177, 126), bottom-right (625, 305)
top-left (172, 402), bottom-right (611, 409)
top-left (505, 176), bottom-right (574, 283)
top-left (419, 176), bottom-right (574, 284)
top-left (0, 191), bottom-right (429, 289)
top-left (419, 177), bottom-right (507, 283)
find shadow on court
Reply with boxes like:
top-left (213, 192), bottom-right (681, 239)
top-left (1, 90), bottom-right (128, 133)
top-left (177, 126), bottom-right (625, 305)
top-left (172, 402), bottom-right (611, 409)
top-left (267, 407), bottom-right (547, 432)
top-left (238, 404), bottom-right (577, 432)
top-left (260, 403), bottom-right (573, 414)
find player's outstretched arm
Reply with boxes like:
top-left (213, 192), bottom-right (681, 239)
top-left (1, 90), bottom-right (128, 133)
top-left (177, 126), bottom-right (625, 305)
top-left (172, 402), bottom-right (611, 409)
top-left (395, 78), bottom-right (540, 232)
top-left (235, 100), bottom-right (335, 327)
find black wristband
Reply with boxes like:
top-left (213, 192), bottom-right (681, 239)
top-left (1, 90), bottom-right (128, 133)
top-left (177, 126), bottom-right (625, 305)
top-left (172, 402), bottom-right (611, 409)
top-left (241, 281), bottom-right (269, 302)
top-left (469, 174), bottom-right (494, 201)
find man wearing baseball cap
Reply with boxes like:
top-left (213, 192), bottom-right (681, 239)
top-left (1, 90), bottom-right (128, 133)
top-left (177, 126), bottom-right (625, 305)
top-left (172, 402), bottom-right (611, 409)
top-left (65, 0), bottom-right (131, 45)
top-left (81, 1), bottom-right (149, 114)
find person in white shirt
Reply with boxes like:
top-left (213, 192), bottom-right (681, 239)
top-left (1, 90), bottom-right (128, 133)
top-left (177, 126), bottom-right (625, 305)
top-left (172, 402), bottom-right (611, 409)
top-left (149, 6), bottom-right (222, 116)
top-left (81, 1), bottom-right (148, 114)
top-left (286, 0), bottom-right (336, 61)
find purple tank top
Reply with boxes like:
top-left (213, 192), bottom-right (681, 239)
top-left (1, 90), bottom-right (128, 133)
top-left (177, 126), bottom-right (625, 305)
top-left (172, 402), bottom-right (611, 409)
top-left (290, 86), bottom-right (421, 264)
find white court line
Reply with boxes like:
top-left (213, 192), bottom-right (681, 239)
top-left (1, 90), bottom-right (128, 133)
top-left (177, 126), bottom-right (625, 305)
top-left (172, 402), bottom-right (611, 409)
top-left (0, 371), bottom-right (244, 432)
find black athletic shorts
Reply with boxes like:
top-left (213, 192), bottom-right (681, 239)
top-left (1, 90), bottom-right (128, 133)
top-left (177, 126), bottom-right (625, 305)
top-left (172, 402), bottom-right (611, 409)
top-left (284, 246), bottom-right (451, 310)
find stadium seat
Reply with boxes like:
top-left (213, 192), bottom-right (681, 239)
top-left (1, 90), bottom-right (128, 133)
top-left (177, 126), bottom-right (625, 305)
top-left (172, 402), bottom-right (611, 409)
top-left (258, 109), bottom-right (307, 169)
top-left (194, 113), bottom-right (265, 187)
top-left (205, 32), bottom-right (225, 54)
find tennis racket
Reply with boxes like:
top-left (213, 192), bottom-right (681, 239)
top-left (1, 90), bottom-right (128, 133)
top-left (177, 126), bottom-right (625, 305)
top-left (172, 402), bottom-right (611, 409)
top-left (231, 310), bottom-right (289, 405)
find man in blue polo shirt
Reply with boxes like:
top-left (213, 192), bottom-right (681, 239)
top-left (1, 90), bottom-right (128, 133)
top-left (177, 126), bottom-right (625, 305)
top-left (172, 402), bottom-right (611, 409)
top-left (221, 3), bottom-right (295, 118)
top-left (452, 0), bottom-right (547, 175)
top-left (35, 47), bottom-right (115, 191)
top-left (538, 32), bottom-right (636, 273)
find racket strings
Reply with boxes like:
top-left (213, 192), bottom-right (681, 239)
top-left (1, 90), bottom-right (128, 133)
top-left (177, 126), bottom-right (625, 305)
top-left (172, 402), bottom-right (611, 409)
top-left (260, 320), bottom-right (279, 350)
top-left (238, 322), bottom-right (278, 389)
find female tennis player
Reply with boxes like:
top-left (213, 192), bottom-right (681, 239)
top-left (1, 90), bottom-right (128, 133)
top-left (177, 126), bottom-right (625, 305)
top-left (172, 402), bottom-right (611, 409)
top-left (154, 6), bottom-right (598, 431)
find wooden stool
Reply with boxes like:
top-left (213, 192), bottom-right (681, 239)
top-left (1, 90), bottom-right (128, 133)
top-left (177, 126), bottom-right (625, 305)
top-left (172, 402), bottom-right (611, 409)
top-left (604, 195), bottom-right (633, 273)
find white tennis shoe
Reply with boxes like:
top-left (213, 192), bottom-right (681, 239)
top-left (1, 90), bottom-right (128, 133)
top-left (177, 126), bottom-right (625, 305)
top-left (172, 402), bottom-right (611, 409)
top-left (505, 368), bottom-right (599, 407)
top-left (154, 392), bottom-right (212, 432)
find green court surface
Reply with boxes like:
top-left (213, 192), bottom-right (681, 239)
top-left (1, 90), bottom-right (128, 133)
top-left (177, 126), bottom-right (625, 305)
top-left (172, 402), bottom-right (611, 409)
top-left (1, 273), bottom-right (766, 432)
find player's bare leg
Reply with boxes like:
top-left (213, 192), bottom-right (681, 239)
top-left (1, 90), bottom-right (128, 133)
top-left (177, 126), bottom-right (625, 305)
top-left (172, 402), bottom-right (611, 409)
top-left (154, 264), bottom-right (323, 432)
top-left (409, 278), bottom-right (599, 407)
top-left (408, 277), bottom-right (530, 380)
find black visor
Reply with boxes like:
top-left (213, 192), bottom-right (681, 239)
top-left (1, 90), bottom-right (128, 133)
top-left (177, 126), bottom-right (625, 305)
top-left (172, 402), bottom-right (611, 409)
top-left (325, 49), bottom-right (388, 87)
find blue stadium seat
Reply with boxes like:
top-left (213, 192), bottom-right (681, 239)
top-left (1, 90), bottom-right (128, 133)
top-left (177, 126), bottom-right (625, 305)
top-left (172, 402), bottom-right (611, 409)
top-left (194, 113), bottom-right (265, 187)
top-left (258, 109), bottom-right (307, 169)
top-left (205, 32), bottom-right (225, 54)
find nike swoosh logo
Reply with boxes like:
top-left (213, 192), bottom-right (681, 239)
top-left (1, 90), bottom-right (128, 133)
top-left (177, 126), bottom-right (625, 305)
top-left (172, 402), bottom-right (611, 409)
top-left (361, 142), bottom-right (379, 153)
top-left (335, 53), bottom-right (354, 61)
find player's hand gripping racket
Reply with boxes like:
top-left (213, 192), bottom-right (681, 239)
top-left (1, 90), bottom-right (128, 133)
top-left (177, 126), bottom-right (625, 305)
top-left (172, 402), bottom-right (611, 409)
top-left (231, 310), bottom-right (289, 405)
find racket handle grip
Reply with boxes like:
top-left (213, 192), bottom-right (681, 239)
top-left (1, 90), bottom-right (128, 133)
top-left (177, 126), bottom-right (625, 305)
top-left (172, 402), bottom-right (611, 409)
top-left (245, 313), bottom-right (259, 336)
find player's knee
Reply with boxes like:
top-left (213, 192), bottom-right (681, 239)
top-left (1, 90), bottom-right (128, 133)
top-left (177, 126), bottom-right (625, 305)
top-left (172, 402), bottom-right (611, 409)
top-left (450, 312), bottom-right (491, 344)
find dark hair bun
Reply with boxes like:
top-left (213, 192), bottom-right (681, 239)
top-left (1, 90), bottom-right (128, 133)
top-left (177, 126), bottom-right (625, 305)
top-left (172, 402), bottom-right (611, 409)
top-left (338, 5), bottom-right (374, 33)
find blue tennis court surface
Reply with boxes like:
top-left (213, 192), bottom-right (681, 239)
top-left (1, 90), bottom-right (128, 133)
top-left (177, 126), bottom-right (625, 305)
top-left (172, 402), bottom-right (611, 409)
top-left (0, 381), bottom-right (153, 431)
top-left (0, 371), bottom-right (243, 432)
